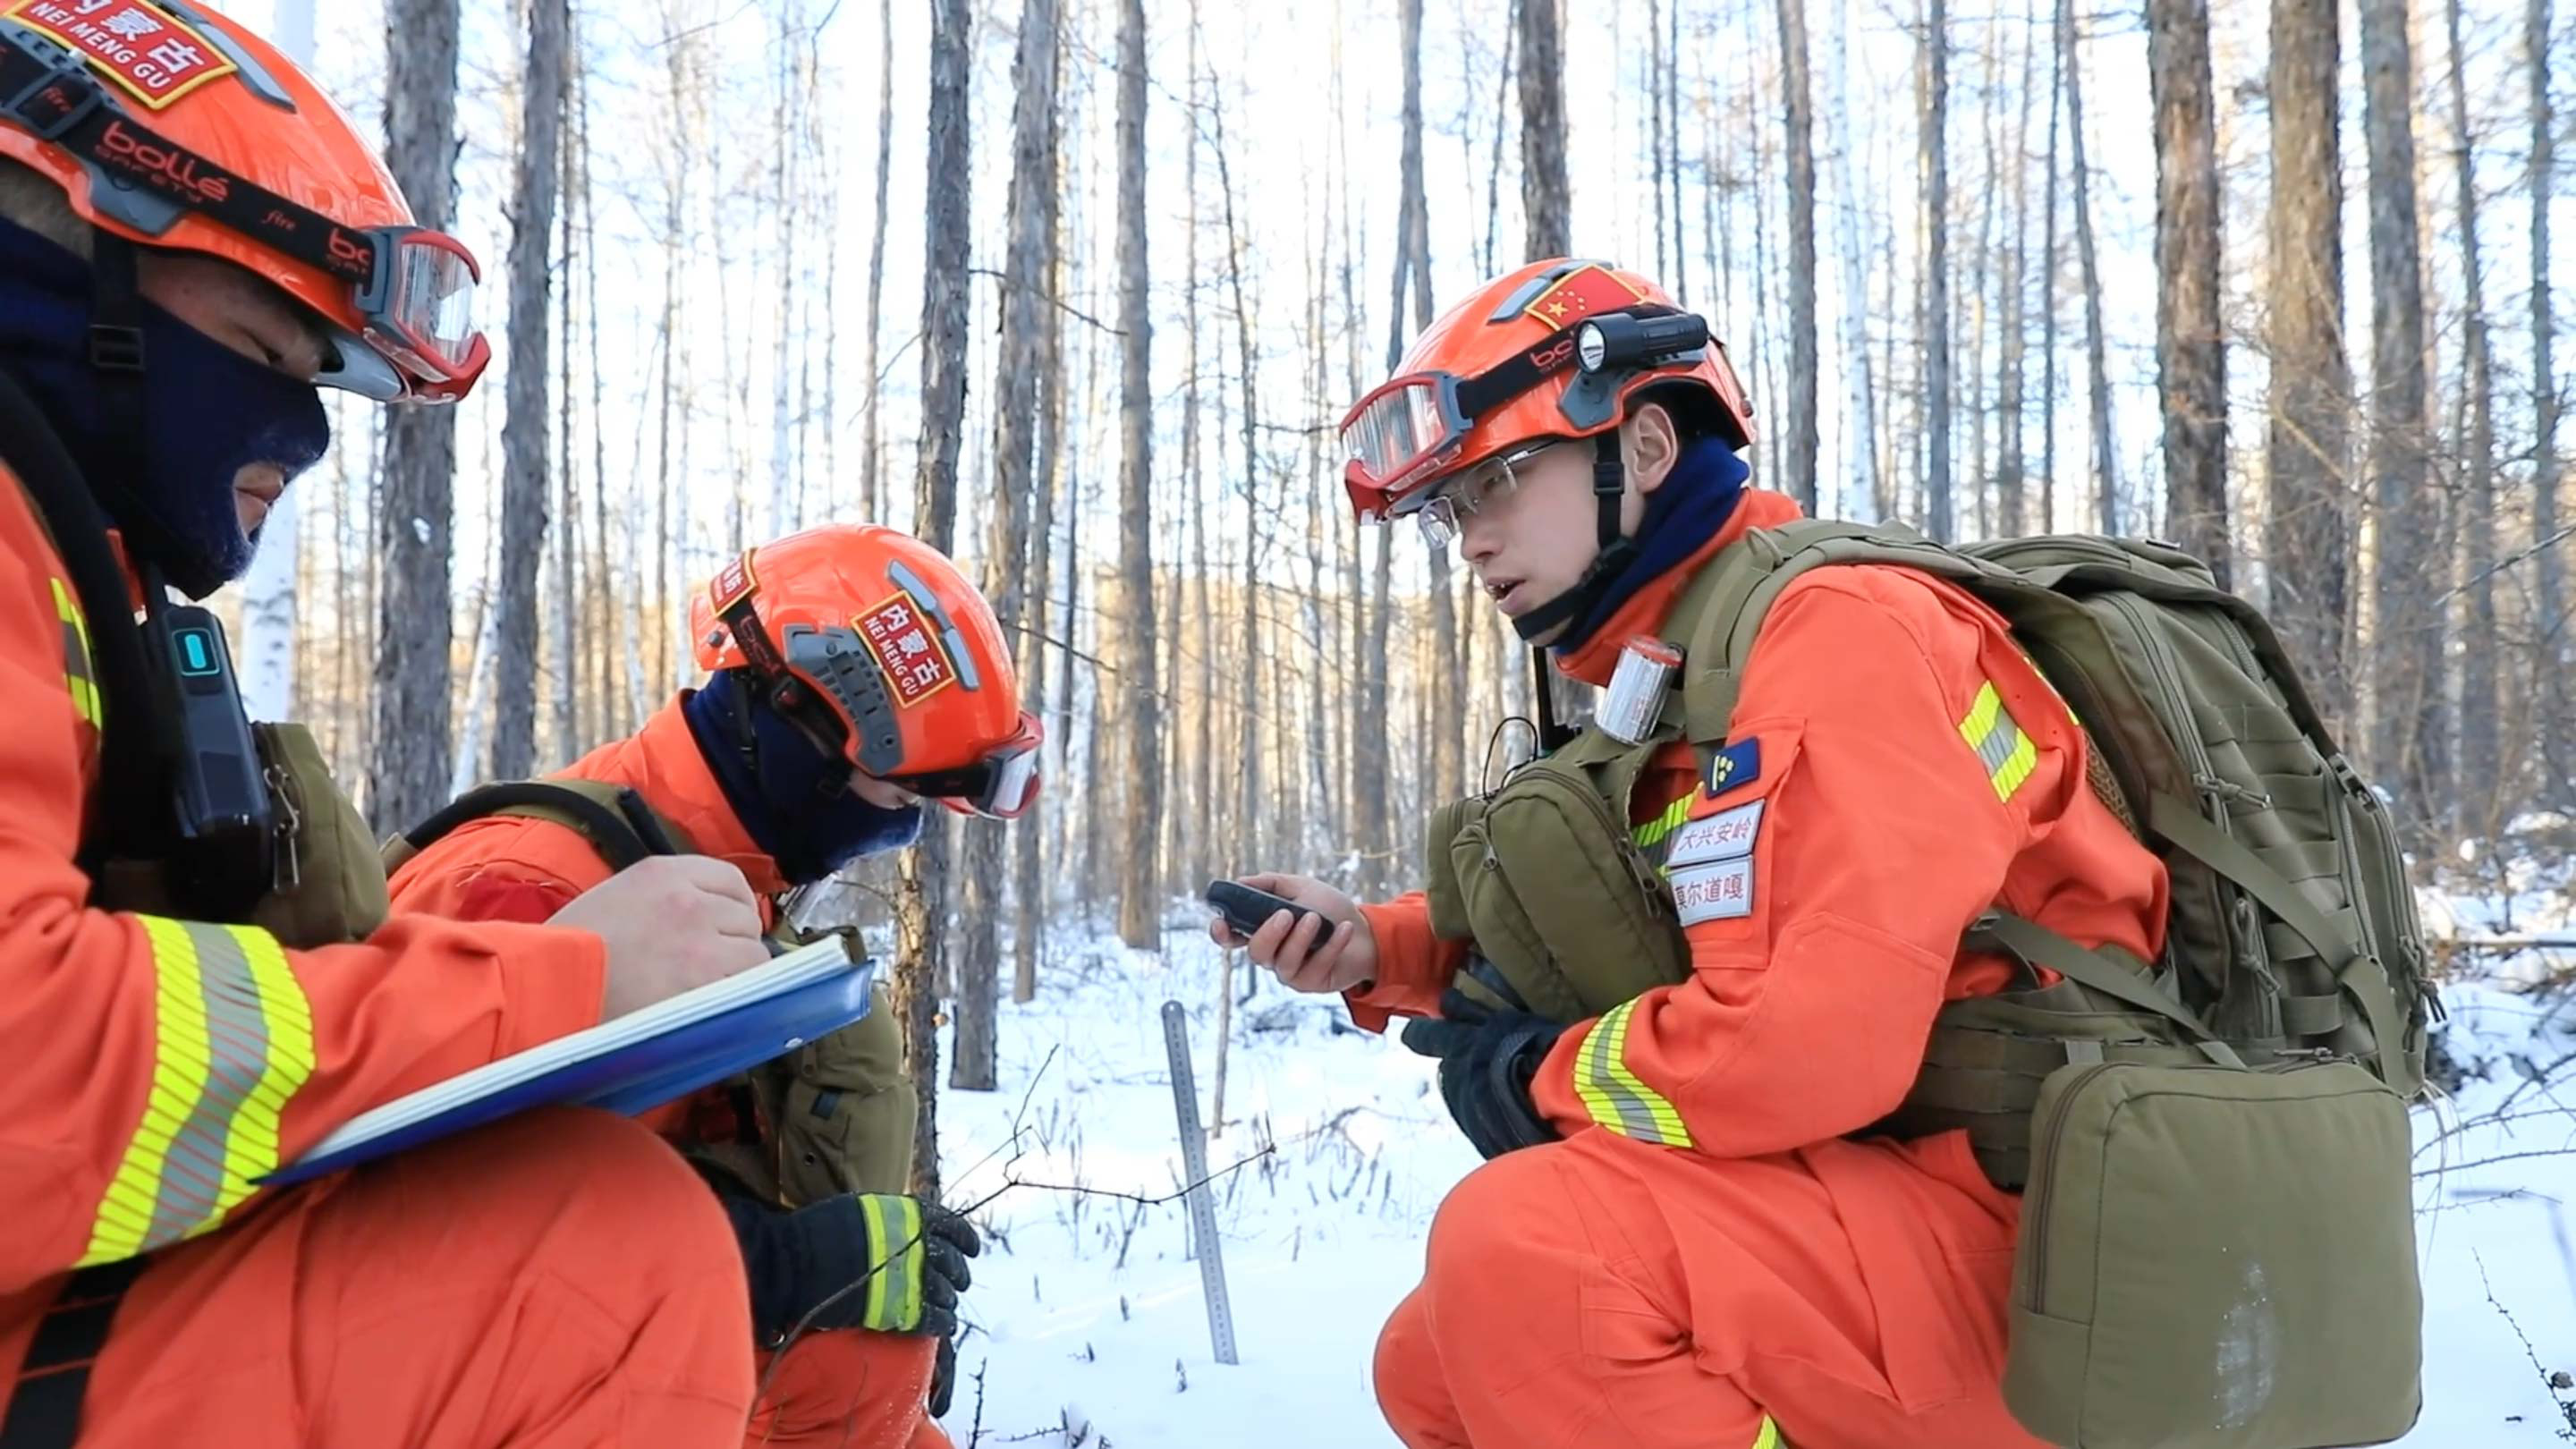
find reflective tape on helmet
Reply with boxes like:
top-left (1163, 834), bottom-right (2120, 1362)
top-left (80, 918), bottom-right (315, 1266)
top-left (1569, 998), bottom-right (1694, 1149)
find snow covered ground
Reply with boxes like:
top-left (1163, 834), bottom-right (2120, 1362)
top-left (922, 908), bottom-right (2576, 1448)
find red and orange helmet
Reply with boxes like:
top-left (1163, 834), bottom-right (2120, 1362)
top-left (1339, 258), bottom-right (1754, 526)
top-left (690, 525), bottom-right (1043, 820)
top-left (0, 0), bottom-right (488, 402)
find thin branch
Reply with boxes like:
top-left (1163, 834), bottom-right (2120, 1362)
top-left (967, 267), bottom-right (1130, 336)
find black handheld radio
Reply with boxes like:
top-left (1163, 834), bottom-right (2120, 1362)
top-left (139, 590), bottom-right (274, 904)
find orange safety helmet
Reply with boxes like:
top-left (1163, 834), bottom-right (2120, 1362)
top-left (689, 525), bottom-right (1043, 819)
top-left (1339, 258), bottom-right (1754, 526)
top-left (0, 0), bottom-right (489, 402)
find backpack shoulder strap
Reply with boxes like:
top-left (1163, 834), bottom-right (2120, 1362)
top-left (0, 369), bottom-right (173, 869)
top-left (387, 779), bottom-right (689, 876)
top-left (1674, 518), bottom-right (1996, 750)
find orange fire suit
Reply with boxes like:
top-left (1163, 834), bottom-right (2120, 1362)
top-left (1352, 490), bottom-right (2169, 1449)
top-left (385, 700), bottom-right (948, 1449)
top-left (0, 458), bottom-right (755, 1441)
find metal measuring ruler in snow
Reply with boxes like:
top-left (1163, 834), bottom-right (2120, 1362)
top-left (1161, 999), bottom-right (1239, 1365)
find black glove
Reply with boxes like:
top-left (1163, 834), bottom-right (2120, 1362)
top-left (719, 1188), bottom-right (981, 1342)
top-left (1401, 987), bottom-right (1567, 1159)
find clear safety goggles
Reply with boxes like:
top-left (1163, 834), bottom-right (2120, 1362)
top-left (1339, 327), bottom-right (1587, 521)
top-left (338, 227), bottom-right (489, 402)
top-left (886, 715), bottom-right (1045, 820)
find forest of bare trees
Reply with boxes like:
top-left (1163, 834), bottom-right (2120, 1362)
top-left (239, 0), bottom-right (2571, 1140)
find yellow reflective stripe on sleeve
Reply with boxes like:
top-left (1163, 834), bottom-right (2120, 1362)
top-left (894, 1195), bottom-right (925, 1330)
top-left (51, 577), bottom-right (100, 727)
top-left (1958, 681), bottom-right (2039, 804)
top-left (80, 919), bottom-right (316, 1267)
top-left (1631, 794), bottom-right (1692, 852)
top-left (1750, 1416), bottom-right (1782, 1449)
top-left (1569, 999), bottom-right (1695, 1148)
top-left (860, 1192), bottom-right (894, 1327)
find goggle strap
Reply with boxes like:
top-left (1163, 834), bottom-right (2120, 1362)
top-left (0, 31), bottom-right (377, 286)
top-left (716, 592), bottom-right (792, 680)
top-left (1447, 303), bottom-right (1684, 428)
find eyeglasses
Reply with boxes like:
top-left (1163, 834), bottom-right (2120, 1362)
top-left (1414, 442), bottom-right (1558, 550)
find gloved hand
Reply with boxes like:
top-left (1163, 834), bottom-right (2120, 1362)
top-left (1400, 987), bottom-right (1568, 1159)
top-left (718, 1187), bottom-right (981, 1342)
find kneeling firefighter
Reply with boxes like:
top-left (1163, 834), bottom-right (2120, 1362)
top-left (0, 4), bottom-right (784, 1445)
top-left (388, 523), bottom-right (1042, 1449)
top-left (1223, 258), bottom-right (2433, 1449)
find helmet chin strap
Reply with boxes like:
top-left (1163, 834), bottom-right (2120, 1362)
top-left (1508, 431), bottom-right (1636, 645)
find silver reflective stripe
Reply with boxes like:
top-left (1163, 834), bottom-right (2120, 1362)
top-left (145, 923), bottom-right (272, 1250)
top-left (1585, 1004), bottom-right (1665, 1140)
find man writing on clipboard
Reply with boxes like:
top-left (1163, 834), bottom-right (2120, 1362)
top-left (388, 525), bottom-right (1041, 1449)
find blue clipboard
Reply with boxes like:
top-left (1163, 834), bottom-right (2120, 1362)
top-left (264, 950), bottom-right (876, 1187)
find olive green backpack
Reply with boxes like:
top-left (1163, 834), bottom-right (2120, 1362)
top-left (1425, 521), bottom-right (2433, 1449)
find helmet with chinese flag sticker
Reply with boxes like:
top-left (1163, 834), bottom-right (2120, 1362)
top-left (0, 0), bottom-right (489, 402)
top-left (1340, 258), bottom-right (1756, 646)
top-left (1339, 258), bottom-right (1753, 526)
top-left (690, 525), bottom-right (1043, 820)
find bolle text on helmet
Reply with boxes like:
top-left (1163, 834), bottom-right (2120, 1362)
top-left (97, 117), bottom-right (230, 204)
top-left (1525, 335), bottom-right (1578, 372)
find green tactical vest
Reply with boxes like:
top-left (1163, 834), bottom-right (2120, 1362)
top-left (1425, 519), bottom-right (2429, 1448)
top-left (384, 779), bottom-right (918, 1204)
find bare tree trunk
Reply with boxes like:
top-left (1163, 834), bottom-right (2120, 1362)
top-left (1650, 0), bottom-right (1668, 279)
top-left (492, 0), bottom-right (568, 784)
top-left (1306, 180), bottom-right (1338, 852)
top-left (1179, 6), bottom-right (1210, 898)
top-left (2360, 0), bottom-right (2441, 822)
top-left (860, 0), bottom-right (896, 522)
top-left (371, 0), bottom-right (464, 831)
top-left (2041, 16), bottom-right (2061, 532)
top-left (1055, 326), bottom-right (1089, 911)
top-left (1387, 0), bottom-right (1460, 802)
top-left (1015, 105), bottom-right (1068, 1007)
top-left (2530, 0), bottom-right (2567, 795)
top-left (1997, 16), bottom-right (2032, 537)
top-left (554, 55), bottom-right (583, 764)
top-left (1917, 0), bottom-right (1952, 540)
top-left (2446, 0), bottom-right (2497, 805)
top-left (954, 0), bottom-right (1061, 1089)
top-left (2061, 0), bottom-right (2118, 531)
top-left (1213, 83), bottom-right (1265, 893)
top-left (1967, 32), bottom-right (1996, 539)
top-left (1519, 0), bottom-right (1572, 258)
top-left (1665, 0), bottom-right (1686, 300)
top-left (235, 0), bottom-right (315, 723)
top-left (1826, 0), bottom-right (1879, 521)
top-left (2147, 0), bottom-right (2230, 582)
top-left (1113, 0), bottom-right (1164, 951)
top-left (1776, 0), bottom-right (1821, 512)
top-left (2267, 0), bottom-right (2352, 724)
top-left (894, 0), bottom-right (974, 1199)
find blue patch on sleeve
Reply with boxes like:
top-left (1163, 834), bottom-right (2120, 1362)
top-left (1703, 737), bottom-right (1761, 798)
